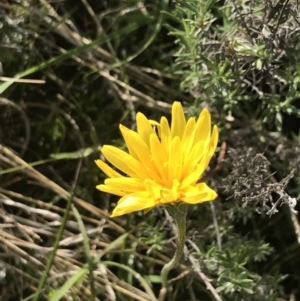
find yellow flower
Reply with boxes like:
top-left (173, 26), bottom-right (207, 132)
top-left (95, 102), bottom-right (219, 217)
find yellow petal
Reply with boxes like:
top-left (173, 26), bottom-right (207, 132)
top-left (182, 140), bottom-right (204, 177)
top-left (101, 145), bottom-right (139, 178)
top-left (105, 177), bottom-right (144, 193)
top-left (160, 116), bottom-right (171, 156)
top-left (182, 183), bottom-right (217, 204)
top-left (209, 125), bottom-right (219, 156)
top-left (96, 184), bottom-right (125, 196)
top-left (136, 112), bottom-right (154, 147)
top-left (168, 136), bottom-right (182, 181)
top-left (149, 133), bottom-right (167, 166)
top-left (119, 125), bottom-right (141, 161)
top-left (160, 187), bottom-right (180, 203)
top-left (126, 130), bottom-right (153, 167)
top-left (194, 108), bottom-right (211, 148)
top-left (144, 179), bottom-right (162, 200)
top-left (111, 192), bottom-right (156, 217)
top-left (198, 125), bottom-right (219, 174)
top-left (181, 162), bottom-right (205, 188)
top-left (149, 119), bottom-right (161, 138)
top-left (149, 133), bottom-right (169, 184)
top-left (171, 102), bottom-right (186, 139)
top-left (181, 117), bottom-right (196, 155)
top-left (123, 156), bottom-right (151, 180)
top-left (124, 130), bottom-right (163, 183)
top-left (95, 159), bottom-right (122, 178)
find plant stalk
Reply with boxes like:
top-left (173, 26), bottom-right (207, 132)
top-left (161, 203), bottom-right (188, 288)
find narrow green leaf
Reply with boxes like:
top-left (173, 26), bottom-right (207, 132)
top-left (0, 21), bottom-right (147, 94)
top-left (49, 268), bottom-right (88, 301)
top-left (103, 261), bottom-right (158, 301)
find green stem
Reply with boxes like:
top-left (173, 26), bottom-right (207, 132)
top-left (161, 203), bottom-right (188, 288)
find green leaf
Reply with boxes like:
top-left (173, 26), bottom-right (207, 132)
top-left (49, 268), bottom-right (88, 301)
top-left (103, 261), bottom-right (158, 301)
top-left (178, 0), bottom-right (199, 15)
top-left (241, 287), bottom-right (254, 294)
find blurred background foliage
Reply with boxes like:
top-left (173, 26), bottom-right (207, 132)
top-left (1, 0), bottom-right (300, 300)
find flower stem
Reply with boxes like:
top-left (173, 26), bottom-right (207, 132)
top-left (161, 203), bottom-right (188, 288)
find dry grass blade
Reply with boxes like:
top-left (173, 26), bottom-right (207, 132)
top-left (0, 77), bottom-right (45, 84)
top-left (0, 144), bottom-right (174, 300)
top-left (37, 0), bottom-right (189, 112)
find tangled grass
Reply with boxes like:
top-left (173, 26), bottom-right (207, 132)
top-left (1, 0), bottom-right (300, 300)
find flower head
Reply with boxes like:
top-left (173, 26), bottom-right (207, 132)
top-left (95, 102), bottom-right (219, 217)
